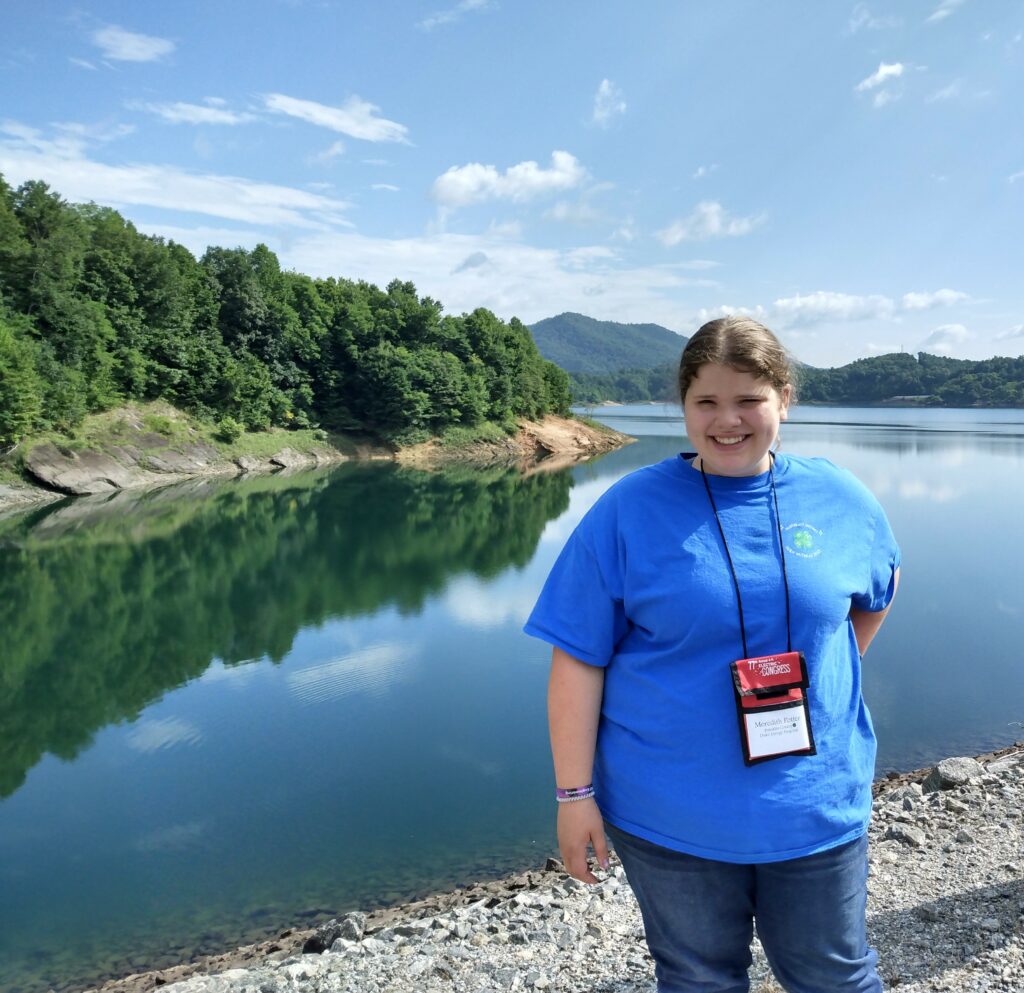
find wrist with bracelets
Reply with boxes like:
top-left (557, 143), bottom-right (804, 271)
top-left (555, 784), bottom-right (595, 803)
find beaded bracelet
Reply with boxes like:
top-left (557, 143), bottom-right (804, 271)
top-left (555, 785), bottom-right (595, 803)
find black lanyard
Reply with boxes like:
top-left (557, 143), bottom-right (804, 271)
top-left (699, 453), bottom-right (793, 659)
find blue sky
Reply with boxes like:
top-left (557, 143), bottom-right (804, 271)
top-left (2, 0), bottom-right (1022, 368)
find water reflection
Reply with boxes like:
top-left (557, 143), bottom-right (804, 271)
top-left (0, 463), bottom-right (571, 799)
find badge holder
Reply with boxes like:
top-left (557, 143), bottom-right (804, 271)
top-left (731, 651), bottom-right (816, 765)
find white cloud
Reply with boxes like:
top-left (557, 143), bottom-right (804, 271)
top-left (418, 0), bottom-right (494, 30)
top-left (995, 324), bottom-right (1024, 341)
top-left (431, 150), bottom-right (586, 207)
top-left (927, 0), bottom-right (967, 23)
top-left (92, 25), bottom-right (175, 63)
top-left (692, 164), bottom-right (718, 179)
top-left (443, 576), bottom-right (537, 630)
top-left (592, 79), bottom-right (626, 128)
top-left (0, 123), bottom-right (352, 229)
top-left (697, 305), bottom-right (769, 323)
top-left (273, 228), bottom-right (714, 330)
top-left (856, 62), bottom-right (905, 91)
top-left (310, 140), bottom-right (346, 164)
top-left (69, 57), bottom-right (97, 70)
top-left (656, 201), bottom-right (764, 245)
top-left (264, 93), bottom-right (410, 143)
top-left (1009, 170), bottom-right (1024, 184)
top-left (372, 183), bottom-right (400, 192)
top-left (872, 90), bottom-right (899, 108)
top-left (139, 224), bottom-right (272, 256)
top-left (137, 100), bottom-right (256, 125)
top-left (774, 291), bottom-right (895, 324)
top-left (920, 323), bottom-right (969, 354)
top-left (848, 4), bottom-right (900, 32)
top-left (545, 199), bottom-right (603, 223)
top-left (927, 80), bottom-right (963, 102)
top-left (901, 288), bottom-right (968, 309)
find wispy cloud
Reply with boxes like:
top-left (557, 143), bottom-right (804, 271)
top-left (136, 100), bottom-right (256, 125)
top-left (432, 150), bottom-right (586, 207)
top-left (902, 289), bottom-right (969, 309)
top-left (848, 4), bottom-right (900, 32)
top-left (92, 25), bottom-right (175, 63)
top-left (656, 201), bottom-right (764, 245)
top-left (855, 62), bottom-right (911, 108)
top-left (69, 57), bottom-right (97, 71)
top-left (592, 79), bottom-right (626, 128)
top-left (856, 61), bottom-right (905, 92)
top-left (920, 323), bottom-right (969, 354)
top-left (1008, 170), bottom-right (1024, 184)
top-left (697, 287), bottom-right (968, 329)
top-left (995, 324), bottom-right (1024, 341)
top-left (372, 183), bottom-right (400, 192)
top-left (926, 0), bottom-right (967, 23)
top-left (418, 0), bottom-right (495, 31)
top-left (774, 291), bottom-right (895, 325)
top-left (0, 123), bottom-right (352, 229)
top-left (264, 93), bottom-right (410, 143)
top-left (926, 80), bottom-right (963, 102)
top-left (692, 164), bottom-right (718, 179)
top-left (309, 140), bottom-right (346, 164)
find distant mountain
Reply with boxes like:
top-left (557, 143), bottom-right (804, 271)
top-left (529, 312), bottom-right (687, 374)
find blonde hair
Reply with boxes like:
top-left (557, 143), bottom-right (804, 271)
top-left (677, 316), bottom-right (795, 401)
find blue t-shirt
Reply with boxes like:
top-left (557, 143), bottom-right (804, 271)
top-left (525, 453), bottom-right (900, 864)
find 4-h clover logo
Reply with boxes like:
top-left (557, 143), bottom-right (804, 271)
top-left (784, 522), bottom-right (823, 558)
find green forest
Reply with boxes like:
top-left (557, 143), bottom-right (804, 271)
top-left (571, 350), bottom-right (1024, 407)
top-left (0, 176), bottom-right (571, 448)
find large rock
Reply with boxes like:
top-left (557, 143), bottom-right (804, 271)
top-left (922, 756), bottom-right (985, 793)
top-left (269, 448), bottom-right (316, 469)
top-left (25, 443), bottom-right (136, 495)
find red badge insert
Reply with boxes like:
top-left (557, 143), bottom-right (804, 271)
top-left (730, 651), bottom-right (816, 765)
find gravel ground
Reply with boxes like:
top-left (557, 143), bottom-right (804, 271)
top-left (91, 748), bottom-right (1023, 993)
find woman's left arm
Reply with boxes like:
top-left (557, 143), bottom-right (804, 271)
top-left (849, 567), bottom-right (900, 656)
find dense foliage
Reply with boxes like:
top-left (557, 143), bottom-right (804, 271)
top-left (797, 351), bottom-right (1024, 406)
top-left (529, 312), bottom-right (686, 374)
top-left (569, 351), bottom-right (1024, 407)
top-left (0, 176), bottom-right (571, 446)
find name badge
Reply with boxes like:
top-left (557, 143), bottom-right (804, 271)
top-left (730, 651), bottom-right (816, 766)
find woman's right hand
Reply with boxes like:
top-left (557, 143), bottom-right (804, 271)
top-left (557, 797), bottom-right (610, 884)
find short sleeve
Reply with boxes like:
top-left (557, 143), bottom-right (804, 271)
top-left (851, 501), bottom-right (901, 612)
top-left (523, 521), bottom-right (628, 668)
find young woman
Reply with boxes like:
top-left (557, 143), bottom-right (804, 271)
top-left (525, 317), bottom-right (900, 993)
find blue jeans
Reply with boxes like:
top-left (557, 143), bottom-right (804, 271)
top-left (606, 824), bottom-right (881, 993)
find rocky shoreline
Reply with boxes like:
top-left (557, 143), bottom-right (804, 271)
top-left (88, 745), bottom-right (1023, 993)
top-left (0, 412), bottom-right (630, 515)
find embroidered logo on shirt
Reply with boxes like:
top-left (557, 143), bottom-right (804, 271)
top-left (783, 522), bottom-right (823, 558)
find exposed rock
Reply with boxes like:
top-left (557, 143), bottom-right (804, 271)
top-left (269, 448), bottom-right (316, 469)
top-left (922, 756), bottom-right (985, 793)
top-left (233, 455), bottom-right (265, 473)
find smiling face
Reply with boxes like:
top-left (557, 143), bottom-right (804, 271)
top-left (683, 362), bottom-right (792, 477)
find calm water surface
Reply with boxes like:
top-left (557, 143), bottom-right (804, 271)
top-left (1, 407), bottom-right (1022, 992)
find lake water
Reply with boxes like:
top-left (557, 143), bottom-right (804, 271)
top-left (1, 406), bottom-right (1022, 993)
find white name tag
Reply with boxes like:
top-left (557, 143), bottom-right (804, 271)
top-left (743, 702), bottom-right (811, 760)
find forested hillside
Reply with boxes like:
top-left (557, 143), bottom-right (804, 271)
top-left (0, 177), bottom-right (571, 448)
top-left (529, 312), bottom-right (686, 374)
top-left (570, 350), bottom-right (1024, 407)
